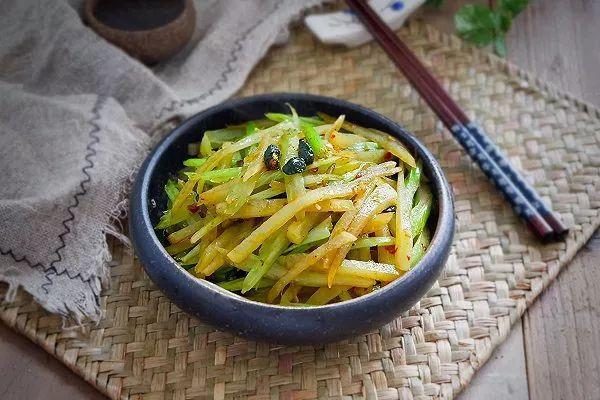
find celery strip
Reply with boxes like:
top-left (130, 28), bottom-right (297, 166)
top-left (302, 123), bottom-right (325, 157)
top-left (218, 277), bottom-right (274, 292)
top-left (411, 186), bottom-right (432, 238)
top-left (410, 227), bottom-right (431, 268)
top-left (183, 158), bottom-right (207, 167)
top-left (242, 228), bottom-right (289, 293)
top-left (351, 236), bottom-right (394, 249)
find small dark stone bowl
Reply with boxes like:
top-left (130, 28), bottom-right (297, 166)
top-left (130, 93), bottom-right (454, 345)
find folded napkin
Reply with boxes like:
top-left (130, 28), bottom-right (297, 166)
top-left (0, 0), bottom-right (322, 322)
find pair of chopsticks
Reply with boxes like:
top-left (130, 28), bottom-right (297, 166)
top-left (345, 0), bottom-right (568, 240)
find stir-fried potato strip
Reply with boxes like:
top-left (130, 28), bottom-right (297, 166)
top-left (156, 109), bottom-right (434, 305)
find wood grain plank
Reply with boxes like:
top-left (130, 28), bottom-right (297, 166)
top-left (508, 1), bottom-right (600, 399)
top-left (0, 323), bottom-right (107, 400)
top-left (459, 320), bottom-right (528, 400)
top-left (523, 235), bottom-right (600, 400)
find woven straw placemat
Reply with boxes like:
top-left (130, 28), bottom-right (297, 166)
top-left (1, 21), bottom-right (599, 400)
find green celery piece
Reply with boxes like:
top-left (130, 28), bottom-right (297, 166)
top-left (354, 149), bottom-right (386, 163)
top-left (285, 217), bottom-right (332, 254)
top-left (303, 174), bottom-right (340, 186)
top-left (218, 277), bottom-right (274, 292)
top-left (249, 187), bottom-right (286, 200)
top-left (201, 167), bottom-right (242, 183)
top-left (245, 121), bottom-right (256, 137)
top-left (352, 236), bottom-right (395, 249)
top-left (279, 132), bottom-right (306, 204)
top-left (287, 104), bottom-right (300, 128)
top-left (156, 208), bottom-right (189, 229)
top-left (411, 186), bottom-right (433, 237)
top-left (230, 151), bottom-right (242, 166)
top-left (256, 170), bottom-right (284, 187)
top-left (205, 128), bottom-right (244, 147)
top-left (212, 266), bottom-right (236, 281)
top-left (265, 112), bottom-right (290, 123)
top-left (180, 240), bottom-right (207, 264)
top-left (190, 215), bottom-right (225, 244)
top-left (197, 129), bottom-right (264, 178)
top-left (405, 165), bottom-right (422, 202)
top-left (342, 167), bottom-right (364, 183)
top-left (306, 156), bottom-right (340, 170)
top-left (186, 167), bottom-right (242, 183)
top-left (287, 239), bottom-right (327, 255)
top-left (156, 197), bottom-right (195, 229)
top-left (265, 113), bottom-right (322, 126)
top-left (164, 179), bottom-right (179, 206)
top-left (200, 134), bottom-right (212, 157)
top-left (242, 228), bottom-right (289, 293)
top-left (302, 122), bottom-right (325, 157)
top-left (347, 141), bottom-right (379, 152)
top-left (410, 227), bottom-right (431, 268)
top-left (220, 174), bottom-right (259, 216)
top-left (183, 158), bottom-right (207, 167)
top-left (217, 279), bottom-right (244, 290)
top-left (279, 131), bottom-right (293, 161)
top-left (300, 116), bottom-right (322, 126)
top-left (156, 211), bottom-right (174, 229)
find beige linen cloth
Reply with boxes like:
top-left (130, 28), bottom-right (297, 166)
top-left (0, 0), bottom-right (322, 322)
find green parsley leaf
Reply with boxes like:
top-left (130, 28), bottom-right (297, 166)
top-left (454, 0), bottom-right (529, 57)
top-left (455, 4), bottom-right (497, 46)
top-left (494, 35), bottom-right (507, 57)
top-left (496, 12), bottom-right (512, 33)
top-left (499, 0), bottom-right (529, 18)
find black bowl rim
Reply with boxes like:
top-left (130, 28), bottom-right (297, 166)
top-left (130, 93), bottom-right (454, 314)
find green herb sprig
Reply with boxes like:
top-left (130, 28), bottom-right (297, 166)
top-left (426, 0), bottom-right (530, 57)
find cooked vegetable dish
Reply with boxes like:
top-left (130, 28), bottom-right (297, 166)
top-left (156, 108), bottom-right (433, 306)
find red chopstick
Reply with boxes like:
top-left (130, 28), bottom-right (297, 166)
top-left (345, 0), bottom-right (566, 240)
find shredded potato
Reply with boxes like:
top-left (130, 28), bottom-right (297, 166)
top-left (155, 109), bottom-right (433, 306)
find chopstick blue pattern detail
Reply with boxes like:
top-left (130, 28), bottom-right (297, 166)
top-left (465, 122), bottom-right (568, 234)
top-left (467, 122), bottom-right (542, 211)
top-left (450, 124), bottom-right (540, 221)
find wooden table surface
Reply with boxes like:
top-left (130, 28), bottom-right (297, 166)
top-left (1, 1), bottom-right (598, 399)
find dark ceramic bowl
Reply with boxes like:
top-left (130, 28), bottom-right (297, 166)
top-left (130, 93), bottom-right (454, 344)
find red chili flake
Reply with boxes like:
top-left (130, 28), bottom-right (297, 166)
top-left (407, 255), bottom-right (411, 261)
top-left (384, 151), bottom-right (393, 161)
top-left (355, 173), bottom-right (363, 179)
top-left (384, 245), bottom-right (397, 254)
top-left (309, 167), bottom-right (318, 173)
top-left (187, 204), bottom-right (200, 213)
top-left (330, 133), bottom-right (336, 139)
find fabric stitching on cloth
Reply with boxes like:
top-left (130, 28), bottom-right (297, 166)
top-left (154, 0), bottom-right (284, 120)
top-left (0, 96), bottom-right (106, 291)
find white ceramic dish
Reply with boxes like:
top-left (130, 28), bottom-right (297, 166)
top-left (305, 0), bottom-right (424, 48)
